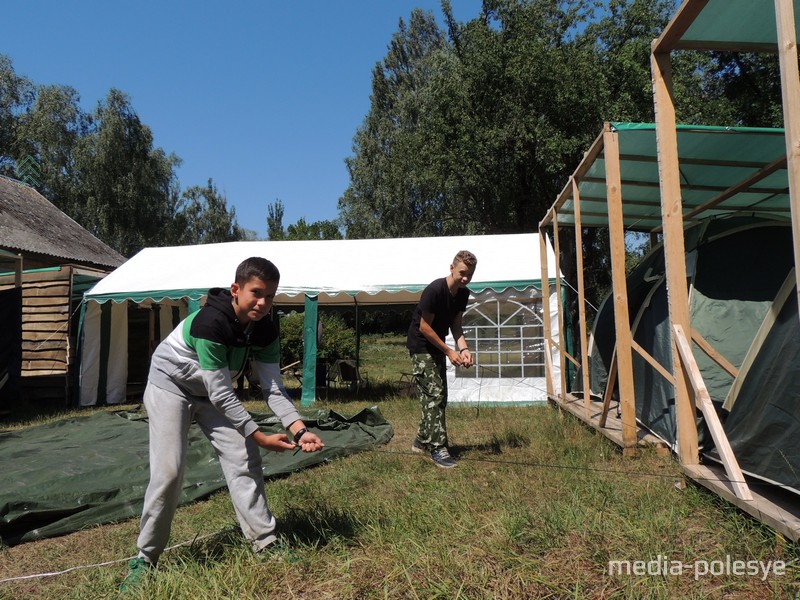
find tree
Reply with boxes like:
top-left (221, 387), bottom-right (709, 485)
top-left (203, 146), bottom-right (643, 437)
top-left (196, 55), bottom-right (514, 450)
top-left (286, 217), bottom-right (343, 240)
top-left (0, 55), bottom-right (35, 176)
top-left (175, 178), bottom-right (245, 244)
top-left (13, 83), bottom-right (88, 217)
top-left (75, 89), bottom-right (182, 256)
top-left (266, 199), bottom-right (286, 240)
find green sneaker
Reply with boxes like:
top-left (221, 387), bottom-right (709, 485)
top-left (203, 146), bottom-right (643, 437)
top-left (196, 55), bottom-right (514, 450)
top-left (120, 557), bottom-right (154, 592)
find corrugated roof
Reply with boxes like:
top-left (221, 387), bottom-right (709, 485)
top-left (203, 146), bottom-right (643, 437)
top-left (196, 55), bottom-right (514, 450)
top-left (546, 123), bottom-right (790, 231)
top-left (0, 176), bottom-right (125, 269)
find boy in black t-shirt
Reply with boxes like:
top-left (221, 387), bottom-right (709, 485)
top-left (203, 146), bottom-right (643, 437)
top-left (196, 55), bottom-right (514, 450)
top-left (406, 250), bottom-right (477, 468)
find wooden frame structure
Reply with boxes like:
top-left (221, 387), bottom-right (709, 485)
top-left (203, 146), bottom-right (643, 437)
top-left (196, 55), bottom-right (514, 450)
top-left (540, 0), bottom-right (800, 541)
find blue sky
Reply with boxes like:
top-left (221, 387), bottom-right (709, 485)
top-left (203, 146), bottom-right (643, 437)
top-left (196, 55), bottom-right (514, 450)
top-left (1, 1), bottom-right (484, 238)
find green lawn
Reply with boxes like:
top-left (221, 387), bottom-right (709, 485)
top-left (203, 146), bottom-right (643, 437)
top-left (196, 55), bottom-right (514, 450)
top-left (0, 335), bottom-right (798, 599)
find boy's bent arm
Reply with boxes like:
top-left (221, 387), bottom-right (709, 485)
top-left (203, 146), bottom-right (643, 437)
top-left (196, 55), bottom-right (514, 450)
top-left (251, 361), bottom-right (325, 451)
top-left (200, 368), bottom-right (259, 437)
top-left (250, 361), bottom-right (302, 427)
top-left (420, 312), bottom-right (462, 366)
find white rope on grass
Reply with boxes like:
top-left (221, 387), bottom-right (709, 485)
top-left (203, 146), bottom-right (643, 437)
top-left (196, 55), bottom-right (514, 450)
top-left (0, 530), bottom-right (221, 584)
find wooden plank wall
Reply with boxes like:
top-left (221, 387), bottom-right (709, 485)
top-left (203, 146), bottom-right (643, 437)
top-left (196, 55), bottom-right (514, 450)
top-left (0, 267), bottom-right (72, 402)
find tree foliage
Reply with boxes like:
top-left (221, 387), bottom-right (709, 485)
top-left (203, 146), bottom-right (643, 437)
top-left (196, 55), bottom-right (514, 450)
top-left (0, 56), bottom-right (245, 257)
top-left (337, 0), bottom-right (784, 330)
top-left (267, 198), bottom-right (342, 240)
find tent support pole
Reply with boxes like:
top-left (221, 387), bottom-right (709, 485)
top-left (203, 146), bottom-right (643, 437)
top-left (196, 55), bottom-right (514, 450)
top-left (652, 48), bottom-right (699, 465)
top-left (603, 123), bottom-right (638, 453)
top-left (774, 0), bottom-right (800, 317)
top-left (300, 295), bottom-right (318, 406)
top-left (552, 213), bottom-right (568, 399)
top-left (572, 178), bottom-right (592, 417)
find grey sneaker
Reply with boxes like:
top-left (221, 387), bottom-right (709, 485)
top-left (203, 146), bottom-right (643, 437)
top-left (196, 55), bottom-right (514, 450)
top-left (430, 447), bottom-right (457, 468)
top-left (411, 439), bottom-right (428, 454)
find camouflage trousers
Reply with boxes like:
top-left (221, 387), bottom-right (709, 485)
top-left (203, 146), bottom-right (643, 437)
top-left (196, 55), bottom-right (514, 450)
top-left (411, 352), bottom-right (448, 450)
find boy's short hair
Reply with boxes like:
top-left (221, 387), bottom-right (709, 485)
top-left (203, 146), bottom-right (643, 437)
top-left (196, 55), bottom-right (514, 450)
top-left (235, 257), bottom-right (280, 284)
top-left (453, 250), bottom-right (477, 268)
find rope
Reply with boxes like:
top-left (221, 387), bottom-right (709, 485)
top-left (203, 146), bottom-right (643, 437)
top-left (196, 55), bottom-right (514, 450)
top-left (0, 531), bottom-right (221, 584)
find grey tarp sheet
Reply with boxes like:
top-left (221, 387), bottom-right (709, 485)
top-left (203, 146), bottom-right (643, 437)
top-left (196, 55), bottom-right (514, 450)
top-left (0, 406), bottom-right (394, 545)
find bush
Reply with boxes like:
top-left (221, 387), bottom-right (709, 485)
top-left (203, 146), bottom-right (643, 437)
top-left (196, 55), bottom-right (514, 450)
top-left (279, 311), bottom-right (357, 366)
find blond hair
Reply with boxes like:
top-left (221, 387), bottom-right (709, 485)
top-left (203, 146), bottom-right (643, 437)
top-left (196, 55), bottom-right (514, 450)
top-left (453, 250), bottom-right (477, 268)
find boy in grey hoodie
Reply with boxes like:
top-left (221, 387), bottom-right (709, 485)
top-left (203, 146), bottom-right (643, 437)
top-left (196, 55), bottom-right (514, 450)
top-left (124, 257), bottom-right (323, 586)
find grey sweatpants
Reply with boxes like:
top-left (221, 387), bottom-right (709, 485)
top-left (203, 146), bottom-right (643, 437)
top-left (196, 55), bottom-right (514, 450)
top-left (137, 383), bottom-right (277, 564)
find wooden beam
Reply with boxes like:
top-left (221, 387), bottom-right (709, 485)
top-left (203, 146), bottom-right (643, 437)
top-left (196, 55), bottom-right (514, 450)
top-left (572, 178), bottom-right (592, 418)
top-left (619, 153), bottom-right (783, 170)
top-left (724, 268), bottom-right (796, 411)
top-left (582, 176), bottom-right (788, 196)
top-left (599, 349), bottom-right (618, 429)
top-left (652, 0), bottom-right (711, 54)
top-left (673, 324), bottom-right (752, 501)
top-left (652, 48), bottom-right (699, 465)
top-left (690, 327), bottom-right (739, 378)
top-left (774, 0), bottom-right (800, 317)
top-left (603, 125), bottom-right (638, 450)
top-left (682, 156), bottom-right (788, 221)
top-left (549, 339), bottom-right (581, 368)
top-left (552, 214), bottom-right (568, 399)
top-left (539, 228), bottom-right (555, 400)
top-left (553, 128), bottom-right (607, 210)
top-left (630, 339), bottom-right (676, 385)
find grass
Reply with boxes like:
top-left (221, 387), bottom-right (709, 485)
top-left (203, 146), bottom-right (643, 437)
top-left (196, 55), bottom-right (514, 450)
top-left (1, 334), bottom-right (799, 599)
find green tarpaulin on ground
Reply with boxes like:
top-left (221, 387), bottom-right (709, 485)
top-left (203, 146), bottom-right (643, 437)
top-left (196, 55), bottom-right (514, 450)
top-left (0, 406), bottom-right (393, 545)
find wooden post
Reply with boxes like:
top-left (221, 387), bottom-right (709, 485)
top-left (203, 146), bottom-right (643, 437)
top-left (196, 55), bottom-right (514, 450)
top-left (652, 47), bottom-right (699, 465)
top-left (572, 178), bottom-right (591, 416)
top-left (552, 214), bottom-right (568, 399)
top-left (539, 225), bottom-right (555, 400)
top-left (15, 254), bottom-right (22, 288)
top-left (602, 124), bottom-right (638, 452)
top-left (774, 0), bottom-right (800, 315)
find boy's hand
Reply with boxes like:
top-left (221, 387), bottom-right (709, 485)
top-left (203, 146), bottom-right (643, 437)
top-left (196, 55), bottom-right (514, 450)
top-left (447, 348), bottom-right (464, 367)
top-left (296, 430), bottom-right (325, 452)
top-left (251, 431), bottom-right (295, 452)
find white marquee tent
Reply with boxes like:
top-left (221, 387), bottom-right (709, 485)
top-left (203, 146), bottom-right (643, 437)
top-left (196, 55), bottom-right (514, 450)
top-left (78, 233), bottom-right (561, 406)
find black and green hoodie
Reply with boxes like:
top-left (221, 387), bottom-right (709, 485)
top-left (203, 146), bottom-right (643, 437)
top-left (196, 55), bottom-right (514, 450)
top-left (148, 288), bottom-right (301, 437)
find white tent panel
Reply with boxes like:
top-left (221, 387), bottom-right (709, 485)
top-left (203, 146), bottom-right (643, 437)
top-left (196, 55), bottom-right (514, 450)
top-left (85, 234), bottom-right (556, 304)
top-left (79, 234), bottom-right (562, 406)
top-left (78, 302), bottom-right (101, 406)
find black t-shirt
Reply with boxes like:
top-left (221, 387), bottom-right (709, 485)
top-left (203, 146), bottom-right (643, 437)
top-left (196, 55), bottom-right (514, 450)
top-left (406, 277), bottom-right (469, 355)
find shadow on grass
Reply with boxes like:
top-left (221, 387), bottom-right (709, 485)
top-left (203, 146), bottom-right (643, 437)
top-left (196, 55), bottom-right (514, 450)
top-left (276, 502), bottom-right (361, 547)
top-left (176, 501), bottom-right (363, 562)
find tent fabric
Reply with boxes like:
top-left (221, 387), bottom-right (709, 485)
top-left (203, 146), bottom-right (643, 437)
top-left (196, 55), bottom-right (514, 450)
top-left (576, 217), bottom-right (795, 447)
top-left (655, 0), bottom-right (800, 53)
top-left (84, 234), bottom-right (555, 306)
top-left (713, 286), bottom-right (800, 494)
top-left (79, 234), bottom-right (561, 407)
top-left (553, 123), bottom-right (790, 232)
top-left (0, 406), bottom-right (393, 546)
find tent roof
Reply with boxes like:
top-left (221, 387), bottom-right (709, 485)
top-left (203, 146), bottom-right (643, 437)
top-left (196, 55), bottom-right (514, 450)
top-left (654, 0), bottom-right (800, 53)
top-left (545, 122), bottom-right (790, 232)
top-left (85, 233), bottom-right (556, 305)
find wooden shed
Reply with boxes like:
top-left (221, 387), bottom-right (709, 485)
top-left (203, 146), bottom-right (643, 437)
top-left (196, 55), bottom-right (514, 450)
top-left (0, 175), bottom-right (124, 407)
